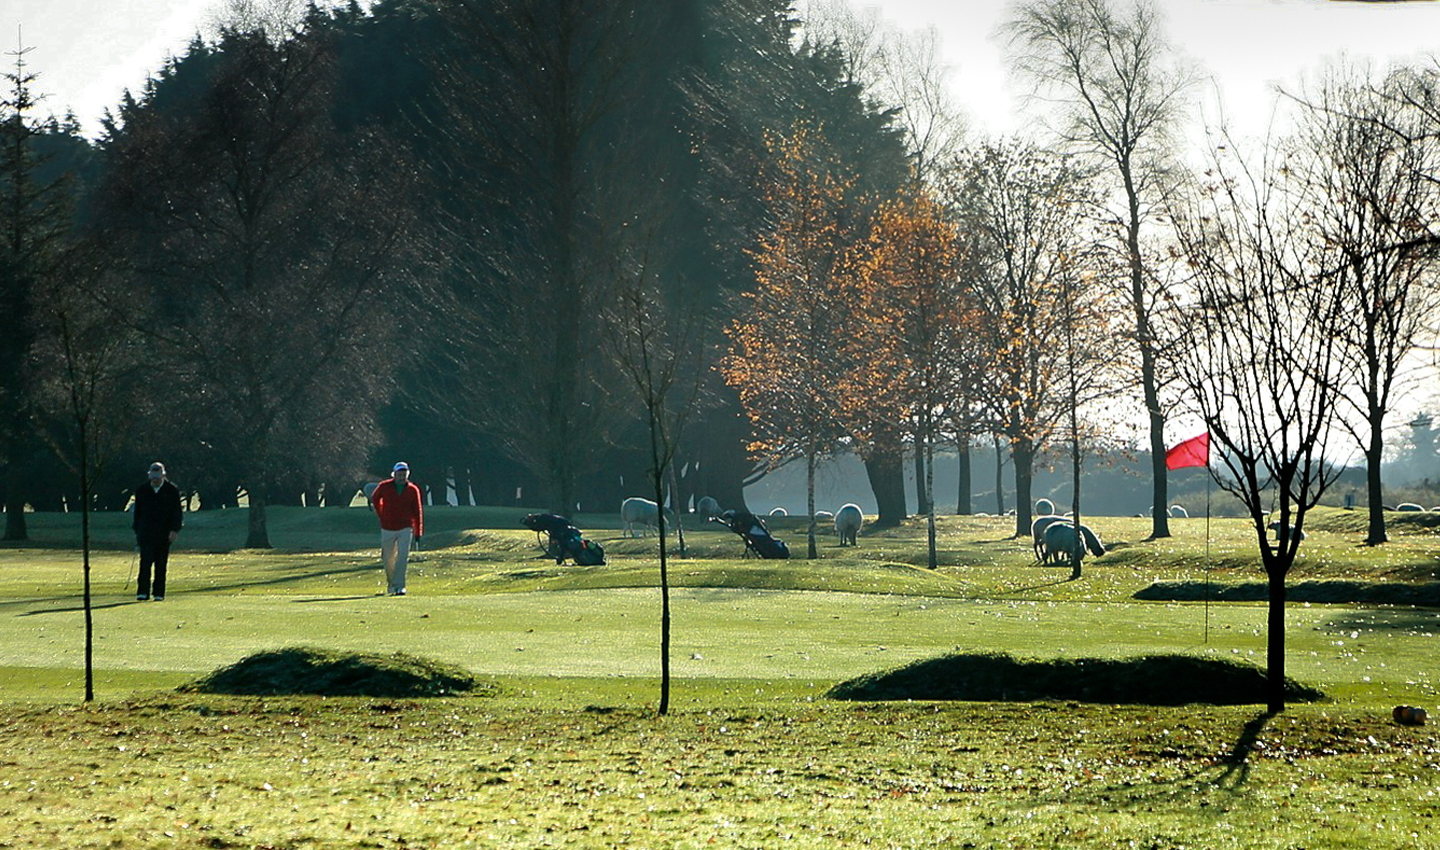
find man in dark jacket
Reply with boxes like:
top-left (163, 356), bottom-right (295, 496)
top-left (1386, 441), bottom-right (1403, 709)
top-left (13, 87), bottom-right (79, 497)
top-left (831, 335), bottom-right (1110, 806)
top-left (132, 461), bottom-right (184, 601)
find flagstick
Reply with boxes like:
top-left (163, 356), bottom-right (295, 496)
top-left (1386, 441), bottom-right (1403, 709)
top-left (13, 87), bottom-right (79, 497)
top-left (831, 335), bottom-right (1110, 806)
top-left (1204, 471), bottom-right (1212, 644)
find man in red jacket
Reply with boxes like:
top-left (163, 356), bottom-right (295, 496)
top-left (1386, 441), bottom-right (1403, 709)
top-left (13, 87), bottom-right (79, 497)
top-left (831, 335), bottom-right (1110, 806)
top-left (370, 461), bottom-right (424, 596)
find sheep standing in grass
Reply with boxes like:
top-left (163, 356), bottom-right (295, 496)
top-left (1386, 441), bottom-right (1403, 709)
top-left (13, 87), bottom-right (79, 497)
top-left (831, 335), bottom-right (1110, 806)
top-left (696, 496), bottom-right (721, 519)
top-left (621, 497), bottom-right (673, 537)
top-left (834, 503), bottom-right (864, 546)
top-left (1268, 521), bottom-right (1306, 546)
top-left (1169, 504), bottom-right (1189, 518)
top-left (1042, 522), bottom-right (1105, 566)
top-left (1031, 515), bottom-right (1069, 562)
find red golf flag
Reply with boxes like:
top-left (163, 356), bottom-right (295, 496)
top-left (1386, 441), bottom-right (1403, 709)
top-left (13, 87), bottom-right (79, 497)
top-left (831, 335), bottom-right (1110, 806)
top-left (1165, 433), bottom-right (1210, 470)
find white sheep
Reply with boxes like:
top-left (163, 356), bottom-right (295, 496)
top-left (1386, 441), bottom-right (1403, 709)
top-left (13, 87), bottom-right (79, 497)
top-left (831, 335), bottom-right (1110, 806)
top-left (696, 496), bottom-right (721, 519)
top-left (1042, 522), bottom-right (1105, 565)
top-left (769, 507), bottom-right (788, 517)
top-left (1268, 520), bottom-right (1307, 545)
top-left (1031, 515), bottom-right (1068, 562)
top-left (834, 503), bottom-right (864, 546)
top-left (621, 497), bottom-right (673, 537)
top-left (1169, 504), bottom-right (1189, 518)
top-left (1034, 498), bottom-right (1055, 517)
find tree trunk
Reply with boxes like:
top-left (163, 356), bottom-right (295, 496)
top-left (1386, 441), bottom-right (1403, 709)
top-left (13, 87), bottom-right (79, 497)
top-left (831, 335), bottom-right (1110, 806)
top-left (3, 461), bottom-right (28, 540)
top-left (1364, 430), bottom-right (1388, 545)
top-left (993, 434), bottom-right (1006, 517)
top-left (913, 433), bottom-right (930, 515)
top-left (1012, 438), bottom-right (1035, 539)
top-left (863, 435), bottom-right (907, 528)
top-left (246, 494), bottom-right (272, 549)
top-left (805, 449), bottom-right (818, 559)
top-left (925, 435), bottom-right (937, 570)
top-left (1266, 568), bottom-right (1288, 714)
top-left (955, 435), bottom-right (971, 515)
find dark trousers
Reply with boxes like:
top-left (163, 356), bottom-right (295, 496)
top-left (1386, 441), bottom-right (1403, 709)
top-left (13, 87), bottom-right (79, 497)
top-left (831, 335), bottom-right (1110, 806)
top-left (137, 537), bottom-right (172, 598)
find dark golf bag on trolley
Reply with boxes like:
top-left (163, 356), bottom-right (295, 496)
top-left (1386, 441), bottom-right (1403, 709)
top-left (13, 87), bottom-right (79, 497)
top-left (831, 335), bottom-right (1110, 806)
top-left (713, 509), bottom-right (790, 559)
top-left (522, 513), bottom-right (607, 566)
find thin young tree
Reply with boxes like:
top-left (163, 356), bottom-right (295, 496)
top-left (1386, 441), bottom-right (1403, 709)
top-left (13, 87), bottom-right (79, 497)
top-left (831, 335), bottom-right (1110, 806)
top-left (31, 252), bottom-right (144, 702)
top-left (1171, 135), bottom-right (1348, 713)
top-left (1006, 0), bottom-right (1197, 540)
top-left (603, 229), bottom-right (709, 716)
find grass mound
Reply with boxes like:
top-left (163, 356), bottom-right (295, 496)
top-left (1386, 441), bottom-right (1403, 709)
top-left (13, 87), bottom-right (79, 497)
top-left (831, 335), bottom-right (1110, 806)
top-left (826, 652), bottom-right (1326, 705)
top-left (178, 646), bottom-right (493, 697)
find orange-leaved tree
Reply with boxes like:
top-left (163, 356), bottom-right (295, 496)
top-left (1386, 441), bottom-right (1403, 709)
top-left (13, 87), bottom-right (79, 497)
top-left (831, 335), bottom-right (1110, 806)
top-left (722, 124), bottom-right (867, 559)
top-left (847, 185), bottom-right (975, 568)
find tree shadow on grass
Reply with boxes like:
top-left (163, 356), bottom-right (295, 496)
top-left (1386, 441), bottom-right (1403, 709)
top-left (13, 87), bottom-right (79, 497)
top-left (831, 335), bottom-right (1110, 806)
top-left (17, 598), bottom-right (142, 615)
top-left (997, 575), bottom-right (1078, 595)
top-left (1053, 708), bottom-right (1278, 812)
top-left (1209, 709), bottom-right (1277, 791)
top-left (9, 563), bottom-right (383, 615)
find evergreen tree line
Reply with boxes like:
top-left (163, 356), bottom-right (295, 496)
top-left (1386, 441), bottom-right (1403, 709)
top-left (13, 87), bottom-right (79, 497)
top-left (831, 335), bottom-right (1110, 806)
top-left (0, 0), bottom-right (920, 547)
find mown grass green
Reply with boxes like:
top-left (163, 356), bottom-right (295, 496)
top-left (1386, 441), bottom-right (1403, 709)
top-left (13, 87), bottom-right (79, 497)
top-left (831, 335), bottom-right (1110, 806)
top-left (1, 505), bottom-right (1437, 847)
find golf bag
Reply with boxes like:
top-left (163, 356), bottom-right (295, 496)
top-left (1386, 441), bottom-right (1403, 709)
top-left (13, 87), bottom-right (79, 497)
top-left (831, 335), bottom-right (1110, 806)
top-left (714, 509), bottom-right (790, 560)
top-left (522, 513), bottom-right (607, 566)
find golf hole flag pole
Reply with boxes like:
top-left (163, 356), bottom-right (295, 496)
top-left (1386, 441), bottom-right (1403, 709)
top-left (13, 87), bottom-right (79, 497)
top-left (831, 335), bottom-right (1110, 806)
top-left (1166, 432), bottom-right (1213, 641)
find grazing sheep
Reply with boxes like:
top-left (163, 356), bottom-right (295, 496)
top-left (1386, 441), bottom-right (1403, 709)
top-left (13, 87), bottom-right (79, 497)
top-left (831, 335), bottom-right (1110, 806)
top-left (696, 496), bottom-right (721, 519)
top-left (621, 497), bottom-right (674, 537)
top-left (1042, 522), bottom-right (1105, 566)
top-left (1030, 515), bottom-right (1069, 562)
top-left (834, 503), bottom-right (864, 546)
top-left (814, 510), bottom-right (834, 520)
top-left (770, 507), bottom-right (788, 517)
top-left (1396, 502), bottom-right (1424, 512)
top-left (1169, 504), bottom-right (1189, 518)
top-left (1268, 521), bottom-right (1307, 545)
top-left (1034, 498), bottom-right (1055, 517)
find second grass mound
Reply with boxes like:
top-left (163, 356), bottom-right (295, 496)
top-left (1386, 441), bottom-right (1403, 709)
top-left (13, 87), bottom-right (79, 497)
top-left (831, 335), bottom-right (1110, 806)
top-left (826, 652), bottom-right (1326, 705)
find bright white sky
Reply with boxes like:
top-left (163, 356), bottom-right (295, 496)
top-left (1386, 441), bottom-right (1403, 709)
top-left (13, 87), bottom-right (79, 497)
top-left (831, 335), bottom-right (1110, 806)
top-left (7, 0), bottom-right (1440, 139)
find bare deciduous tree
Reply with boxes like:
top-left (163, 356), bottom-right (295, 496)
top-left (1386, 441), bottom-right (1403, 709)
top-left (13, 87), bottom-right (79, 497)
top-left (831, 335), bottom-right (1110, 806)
top-left (1006, 0), bottom-right (1197, 539)
top-left (1287, 63), bottom-right (1440, 545)
top-left (949, 141), bottom-right (1112, 541)
top-left (1171, 135), bottom-right (1348, 713)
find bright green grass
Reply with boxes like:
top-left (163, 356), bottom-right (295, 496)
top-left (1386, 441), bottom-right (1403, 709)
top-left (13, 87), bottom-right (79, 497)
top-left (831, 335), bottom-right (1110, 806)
top-left (1, 506), bottom-right (1438, 848)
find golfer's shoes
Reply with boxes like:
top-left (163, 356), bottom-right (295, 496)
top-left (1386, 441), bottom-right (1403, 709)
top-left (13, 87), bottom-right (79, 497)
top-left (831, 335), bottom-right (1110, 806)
top-left (387, 588), bottom-right (407, 596)
top-left (136, 594), bottom-right (149, 601)
top-left (153, 596), bottom-right (164, 601)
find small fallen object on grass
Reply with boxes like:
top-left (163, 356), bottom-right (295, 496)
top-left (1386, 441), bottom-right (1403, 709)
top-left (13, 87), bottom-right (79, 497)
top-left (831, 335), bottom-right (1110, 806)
top-left (1393, 705), bottom-right (1429, 726)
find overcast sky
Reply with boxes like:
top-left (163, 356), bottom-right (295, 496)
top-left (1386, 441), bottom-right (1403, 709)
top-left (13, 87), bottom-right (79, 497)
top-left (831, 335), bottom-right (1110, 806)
top-left (7, 0), bottom-right (1440, 140)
